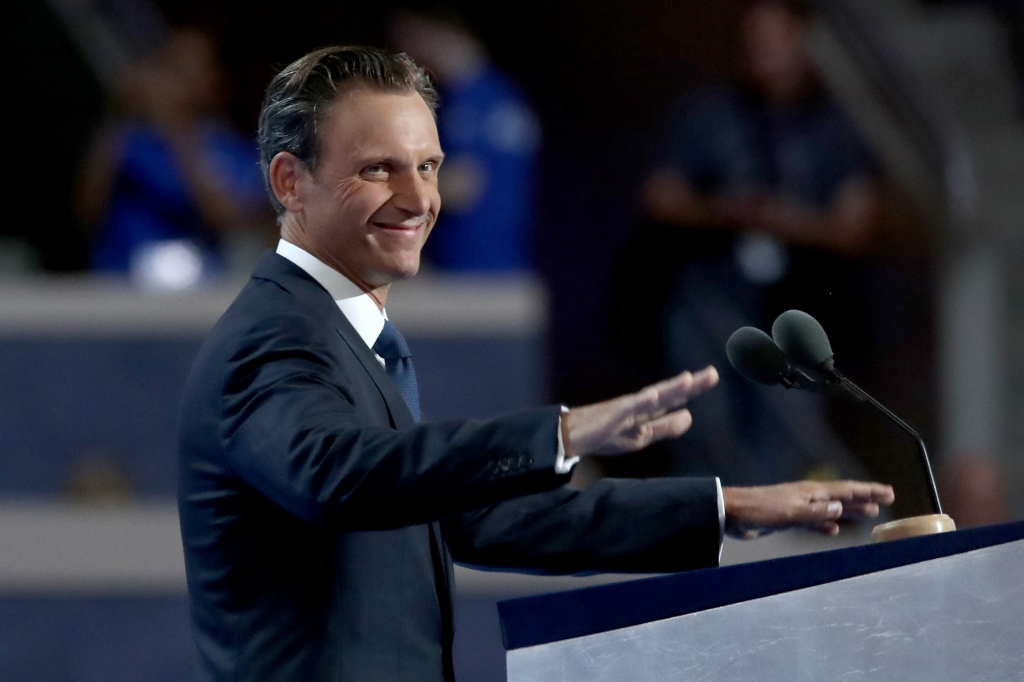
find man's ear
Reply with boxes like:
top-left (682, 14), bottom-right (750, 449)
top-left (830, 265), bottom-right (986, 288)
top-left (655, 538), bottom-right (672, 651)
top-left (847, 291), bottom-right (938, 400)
top-left (269, 152), bottom-right (308, 213)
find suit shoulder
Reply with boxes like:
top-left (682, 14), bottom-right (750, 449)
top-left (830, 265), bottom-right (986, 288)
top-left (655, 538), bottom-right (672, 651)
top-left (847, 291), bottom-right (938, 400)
top-left (185, 276), bottom-right (342, 399)
top-left (210, 276), bottom-right (337, 349)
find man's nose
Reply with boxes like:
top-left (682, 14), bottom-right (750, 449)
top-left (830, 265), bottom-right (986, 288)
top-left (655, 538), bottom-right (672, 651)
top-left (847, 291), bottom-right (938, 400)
top-left (390, 172), bottom-right (432, 216)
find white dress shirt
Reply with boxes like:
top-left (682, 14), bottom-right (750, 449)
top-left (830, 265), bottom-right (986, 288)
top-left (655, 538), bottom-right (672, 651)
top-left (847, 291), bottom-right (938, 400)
top-left (277, 239), bottom-right (388, 366)
top-left (275, 240), bottom-right (722, 551)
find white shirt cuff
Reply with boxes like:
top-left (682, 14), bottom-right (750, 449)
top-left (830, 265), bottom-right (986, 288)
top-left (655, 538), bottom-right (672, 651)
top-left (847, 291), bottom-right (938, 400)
top-left (555, 406), bottom-right (579, 475)
top-left (716, 476), bottom-right (725, 563)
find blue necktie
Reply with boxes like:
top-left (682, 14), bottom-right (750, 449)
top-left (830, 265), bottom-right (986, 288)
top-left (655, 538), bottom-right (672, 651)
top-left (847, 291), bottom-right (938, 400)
top-left (372, 320), bottom-right (421, 422)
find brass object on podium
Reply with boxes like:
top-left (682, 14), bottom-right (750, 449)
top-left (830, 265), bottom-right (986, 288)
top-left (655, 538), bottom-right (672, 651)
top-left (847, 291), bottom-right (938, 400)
top-left (871, 514), bottom-right (956, 542)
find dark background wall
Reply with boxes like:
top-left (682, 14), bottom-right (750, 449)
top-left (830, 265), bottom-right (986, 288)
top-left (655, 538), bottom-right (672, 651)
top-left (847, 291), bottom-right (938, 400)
top-left (5, 0), bottom-right (104, 271)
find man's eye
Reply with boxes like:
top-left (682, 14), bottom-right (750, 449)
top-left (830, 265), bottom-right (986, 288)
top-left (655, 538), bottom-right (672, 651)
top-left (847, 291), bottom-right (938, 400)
top-left (419, 162), bottom-right (436, 173)
top-left (364, 165), bottom-right (387, 175)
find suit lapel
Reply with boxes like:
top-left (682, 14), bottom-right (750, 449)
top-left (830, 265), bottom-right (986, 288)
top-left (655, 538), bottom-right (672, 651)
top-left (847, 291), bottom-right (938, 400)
top-left (333, 323), bottom-right (416, 429)
top-left (251, 252), bottom-right (415, 429)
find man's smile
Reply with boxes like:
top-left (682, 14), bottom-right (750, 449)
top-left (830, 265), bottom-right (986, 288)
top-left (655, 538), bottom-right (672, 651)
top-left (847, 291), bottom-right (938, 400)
top-left (371, 220), bottom-right (427, 234)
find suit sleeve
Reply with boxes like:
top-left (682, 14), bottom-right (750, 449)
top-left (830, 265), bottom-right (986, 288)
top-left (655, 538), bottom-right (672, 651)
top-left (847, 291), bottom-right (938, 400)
top-left (444, 477), bottom-right (722, 574)
top-left (216, 308), bottom-right (570, 530)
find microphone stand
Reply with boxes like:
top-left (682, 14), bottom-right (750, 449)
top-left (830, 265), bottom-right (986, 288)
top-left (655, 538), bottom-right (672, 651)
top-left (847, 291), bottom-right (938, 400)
top-left (827, 369), bottom-right (943, 516)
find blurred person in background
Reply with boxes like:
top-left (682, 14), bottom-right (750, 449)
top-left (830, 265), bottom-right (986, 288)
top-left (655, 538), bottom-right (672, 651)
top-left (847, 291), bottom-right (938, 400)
top-left (641, 1), bottom-right (877, 258)
top-left (75, 28), bottom-right (270, 289)
top-left (390, 9), bottom-right (541, 272)
top-left (612, 0), bottom-right (880, 486)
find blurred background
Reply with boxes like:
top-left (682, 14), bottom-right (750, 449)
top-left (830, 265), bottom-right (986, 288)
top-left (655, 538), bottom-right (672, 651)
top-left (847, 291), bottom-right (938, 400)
top-left (3, 0), bottom-right (1024, 679)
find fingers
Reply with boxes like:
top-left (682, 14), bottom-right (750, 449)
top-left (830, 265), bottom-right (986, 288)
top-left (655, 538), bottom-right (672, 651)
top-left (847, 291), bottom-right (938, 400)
top-left (566, 366), bottom-right (719, 457)
top-left (811, 481), bottom-right (895, 504)
top-left (794, 482), bottom-right (893, 523)
top-left (839, 501), bottom-right (881, 519)
top-left (641, 409), bottom-right (693, 445)
top-left (796, 499), bottom-right (845, 524)
top-left (815, 521), bottom-right (841, 536)
top-left (863, 483), bottom-right (895, 504)
top-left (633, 366), bottom-right (719, 417)
top-left (672, 365), bottom-right (719, 398)
top-left (796, 486), bottom-right (887, 529)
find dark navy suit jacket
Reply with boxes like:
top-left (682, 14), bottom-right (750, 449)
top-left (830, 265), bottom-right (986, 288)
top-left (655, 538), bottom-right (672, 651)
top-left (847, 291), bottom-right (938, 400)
top-left (178, 252), bottom-right (722, 682)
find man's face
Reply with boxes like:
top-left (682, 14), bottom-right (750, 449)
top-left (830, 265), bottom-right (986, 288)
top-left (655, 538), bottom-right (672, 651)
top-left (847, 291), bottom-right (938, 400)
top-left (298, 87), bottom-right (443, 288)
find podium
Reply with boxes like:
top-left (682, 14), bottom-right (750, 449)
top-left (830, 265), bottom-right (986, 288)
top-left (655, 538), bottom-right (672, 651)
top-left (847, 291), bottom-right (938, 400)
top-left (499, 521), bottom-right (1024, 681)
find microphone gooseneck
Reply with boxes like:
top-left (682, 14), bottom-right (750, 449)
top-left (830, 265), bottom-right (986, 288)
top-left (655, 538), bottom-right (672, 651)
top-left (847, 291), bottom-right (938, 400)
top-left (827, 370), bottom-right (943, 515)
top-left (768, 310), bottom-right (943, 516)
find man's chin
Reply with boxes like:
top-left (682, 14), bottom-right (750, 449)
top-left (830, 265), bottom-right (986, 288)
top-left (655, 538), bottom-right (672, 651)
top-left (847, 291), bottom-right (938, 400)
top-left (373, 259), bottom-right (421, 285)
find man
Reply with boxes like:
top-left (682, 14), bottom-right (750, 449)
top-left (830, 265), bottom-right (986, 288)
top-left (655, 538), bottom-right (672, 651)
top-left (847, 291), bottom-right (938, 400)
top-left (178, 46), bottom-right (894, 682)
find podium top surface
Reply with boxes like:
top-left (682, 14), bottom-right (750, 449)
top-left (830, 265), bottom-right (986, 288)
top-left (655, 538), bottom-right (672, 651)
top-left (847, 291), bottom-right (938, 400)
top-left (498, 519), bottom-right (1024, 651)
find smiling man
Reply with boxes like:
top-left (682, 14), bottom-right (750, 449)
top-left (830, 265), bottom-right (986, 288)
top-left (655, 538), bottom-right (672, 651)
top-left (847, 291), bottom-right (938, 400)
top-left (177, 47), bottom-right (894, 682)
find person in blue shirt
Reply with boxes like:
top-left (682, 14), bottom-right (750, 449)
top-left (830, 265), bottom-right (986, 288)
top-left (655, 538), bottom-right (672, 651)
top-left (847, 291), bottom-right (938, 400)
top-left (76, 29), bottom-right (268, 281)
top-left (390, 10), bottom-right (541, 272)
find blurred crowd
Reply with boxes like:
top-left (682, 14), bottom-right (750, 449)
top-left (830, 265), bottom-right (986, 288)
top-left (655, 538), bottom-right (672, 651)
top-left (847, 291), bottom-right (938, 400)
top-left (75, 28), bottom-right (272, 288)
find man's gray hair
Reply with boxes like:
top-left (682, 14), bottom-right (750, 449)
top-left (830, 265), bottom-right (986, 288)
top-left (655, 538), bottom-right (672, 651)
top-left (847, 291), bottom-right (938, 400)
top-left (257, 46), bottom-right (438, 215)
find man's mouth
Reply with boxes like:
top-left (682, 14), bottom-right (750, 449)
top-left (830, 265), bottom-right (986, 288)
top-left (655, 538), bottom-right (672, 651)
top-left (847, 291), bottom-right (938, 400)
top-left (372, 222), bottom-right (422, 233)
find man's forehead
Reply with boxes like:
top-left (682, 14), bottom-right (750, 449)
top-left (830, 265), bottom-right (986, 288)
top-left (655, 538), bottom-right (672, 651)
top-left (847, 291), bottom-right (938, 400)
top-left (323, 87), bottom-right (441, 158)
top-left (326, 88), bottom-right (437, 134)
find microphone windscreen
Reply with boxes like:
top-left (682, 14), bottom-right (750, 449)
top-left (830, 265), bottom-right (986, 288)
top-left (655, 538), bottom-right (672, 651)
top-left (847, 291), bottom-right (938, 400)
top-left (772, 310), bottom-right (834, 370)
top-left (726, 327), bottom-right (788, 386)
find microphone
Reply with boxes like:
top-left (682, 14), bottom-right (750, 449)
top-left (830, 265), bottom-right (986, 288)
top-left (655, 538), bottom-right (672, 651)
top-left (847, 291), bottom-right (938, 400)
top-left (770, 310), bottom-right (945, 518)
top-left (771, 309), bottom-right (835, 374)
top-left (725, 326), bottom-right (819, 390)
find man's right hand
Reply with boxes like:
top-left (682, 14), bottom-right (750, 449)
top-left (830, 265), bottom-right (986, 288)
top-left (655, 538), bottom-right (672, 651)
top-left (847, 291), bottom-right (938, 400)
top-left (562, 366), bottom-right (719, 457)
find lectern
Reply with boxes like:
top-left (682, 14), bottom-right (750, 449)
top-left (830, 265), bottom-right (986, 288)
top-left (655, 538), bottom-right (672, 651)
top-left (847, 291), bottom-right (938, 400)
top-left (499, 521), bottom-right (1024, 681)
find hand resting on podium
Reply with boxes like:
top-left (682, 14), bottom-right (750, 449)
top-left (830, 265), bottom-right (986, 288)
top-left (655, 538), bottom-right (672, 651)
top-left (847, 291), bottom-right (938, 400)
top-left (721, 481), bottom-right (894, 539)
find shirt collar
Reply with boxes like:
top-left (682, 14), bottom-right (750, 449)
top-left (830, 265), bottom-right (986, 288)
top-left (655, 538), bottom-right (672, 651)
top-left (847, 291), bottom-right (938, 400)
top-left (275, 239), bottom-right (386, 351)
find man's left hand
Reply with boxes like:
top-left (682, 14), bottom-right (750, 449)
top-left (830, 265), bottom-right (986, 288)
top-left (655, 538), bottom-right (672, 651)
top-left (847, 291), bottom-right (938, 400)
top-left (723, 480), bottom-right (896, 539)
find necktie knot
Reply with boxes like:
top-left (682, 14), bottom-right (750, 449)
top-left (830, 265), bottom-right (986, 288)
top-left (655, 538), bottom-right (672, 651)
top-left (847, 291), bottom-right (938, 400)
top-left (373, 320), bottom-right (412, 361)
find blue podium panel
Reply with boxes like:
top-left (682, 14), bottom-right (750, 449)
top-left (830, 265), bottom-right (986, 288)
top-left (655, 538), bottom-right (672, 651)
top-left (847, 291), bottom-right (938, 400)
top-left (502, 523), bottom-right (1024, 682)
